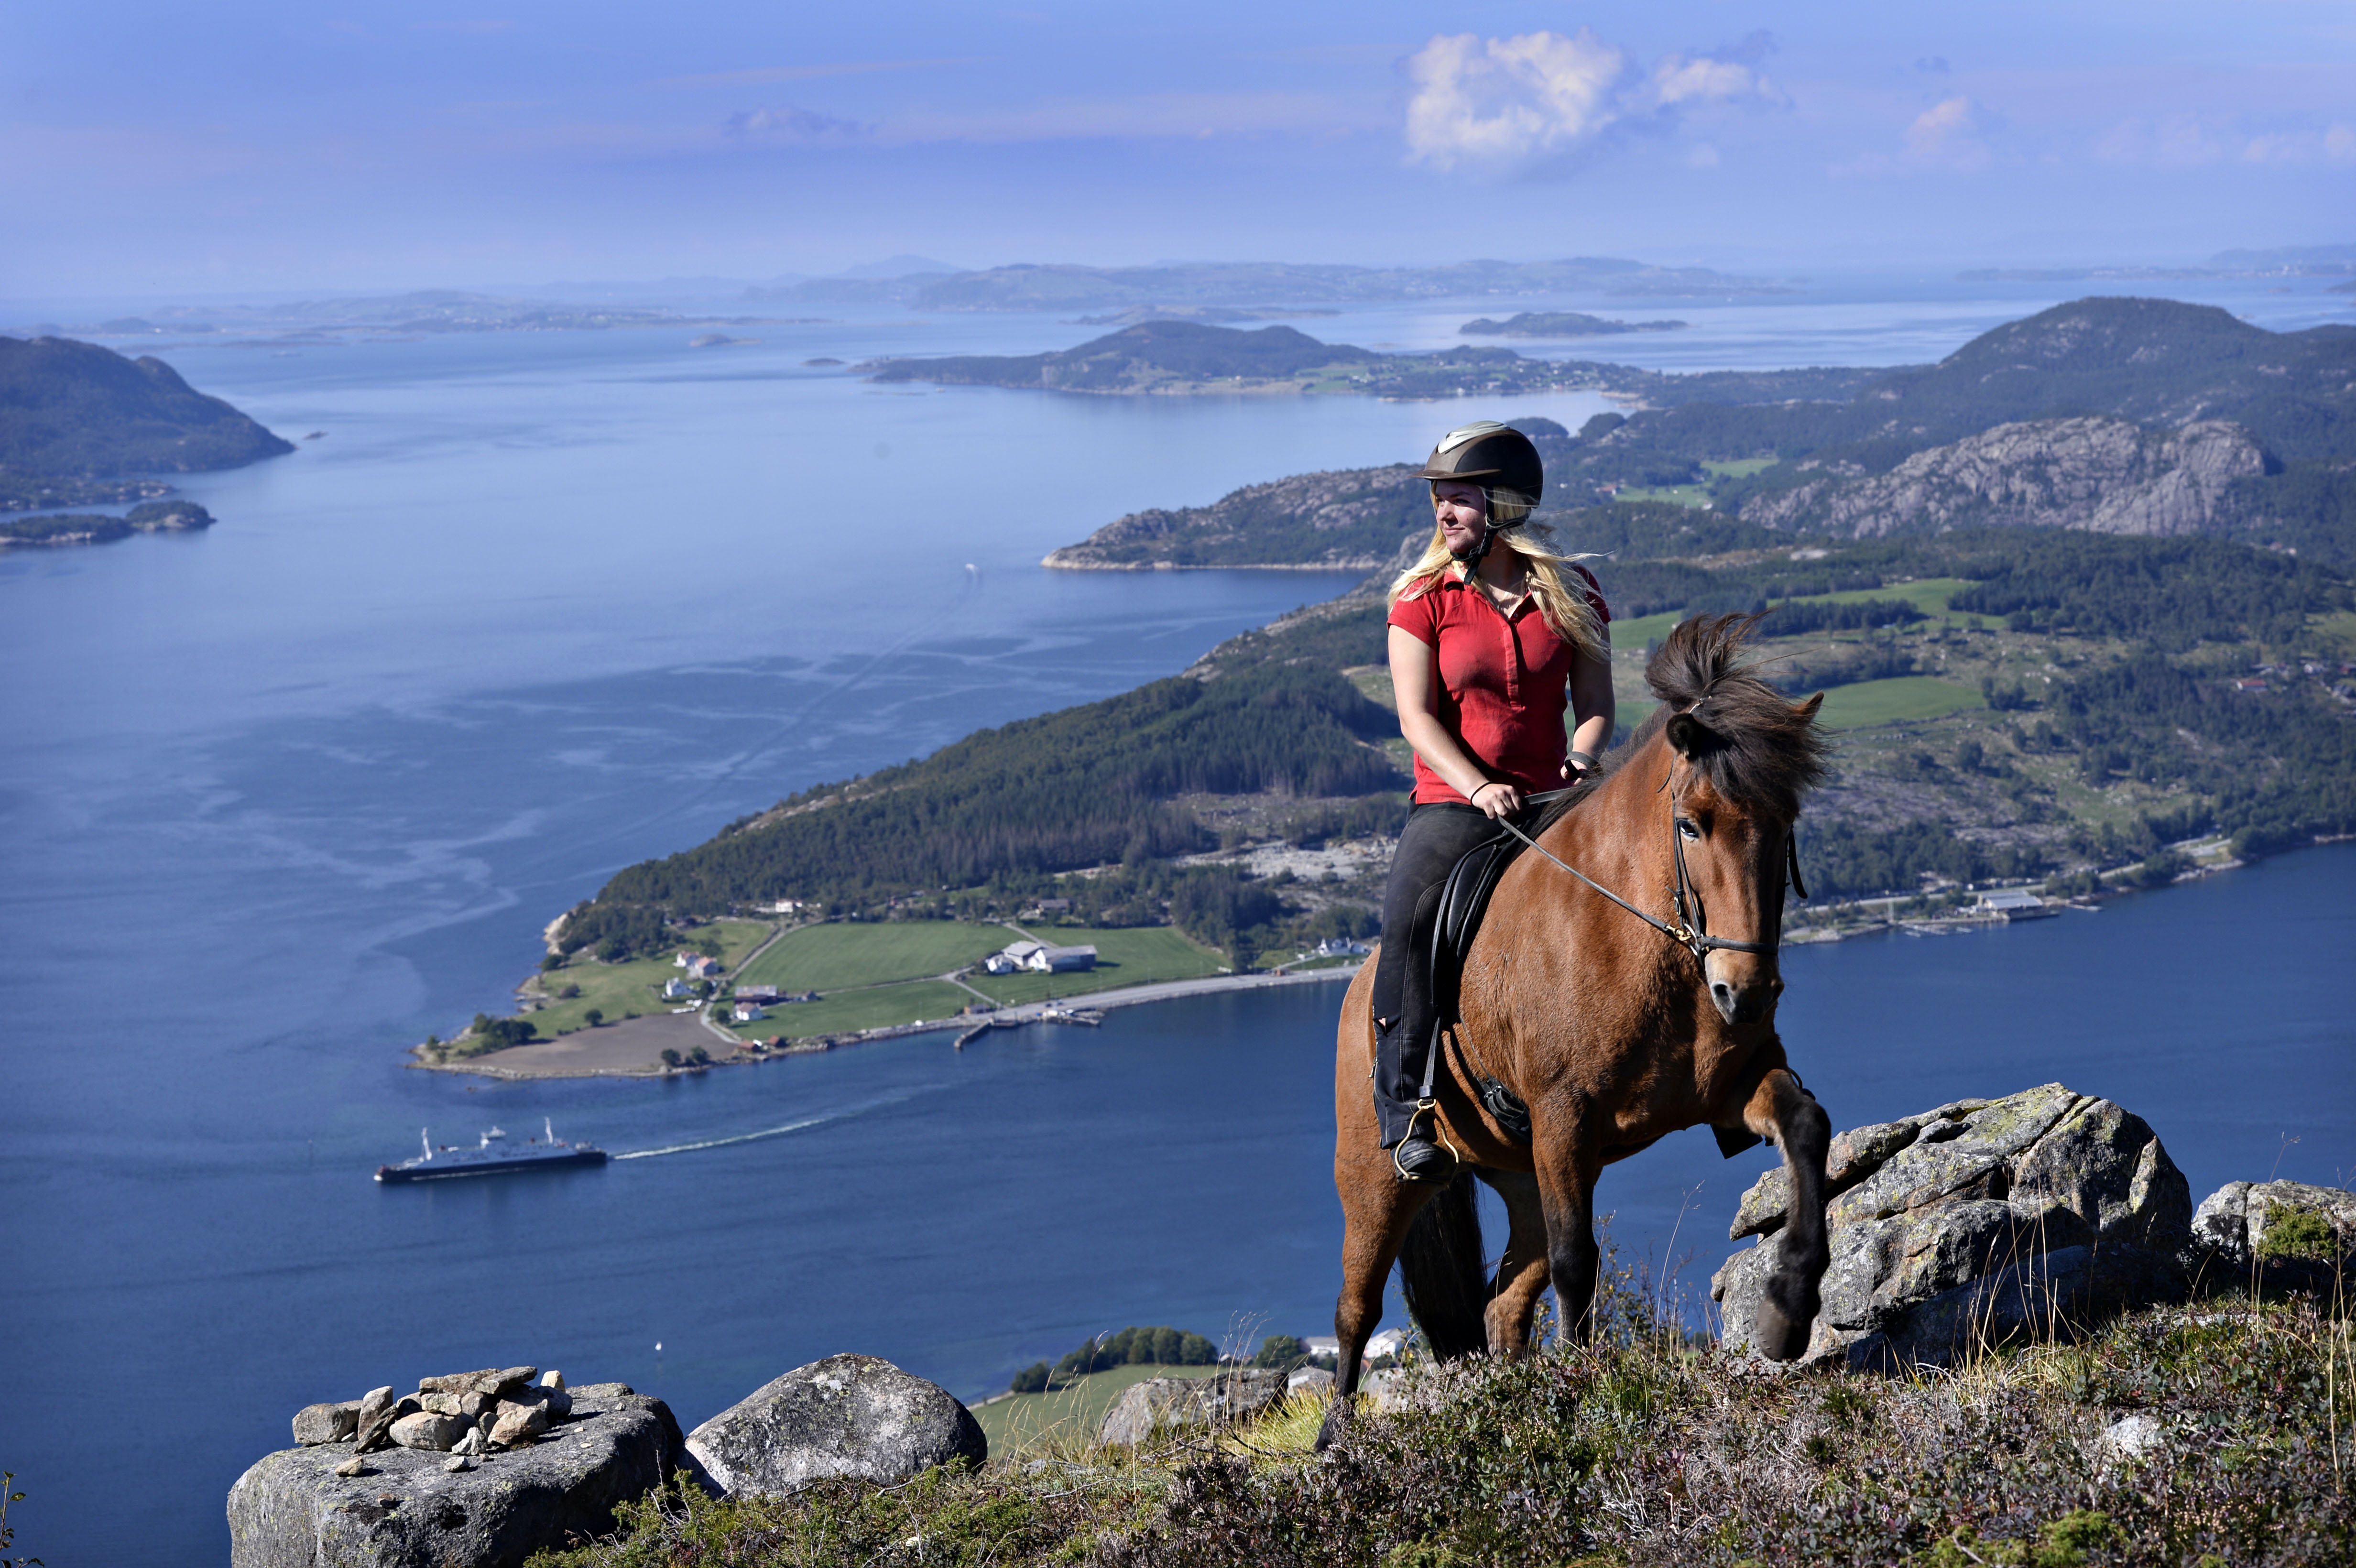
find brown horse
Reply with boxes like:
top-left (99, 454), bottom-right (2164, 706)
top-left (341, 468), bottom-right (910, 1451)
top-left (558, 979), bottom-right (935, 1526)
top-left (1320, 614), bottom-right (1834, 1448)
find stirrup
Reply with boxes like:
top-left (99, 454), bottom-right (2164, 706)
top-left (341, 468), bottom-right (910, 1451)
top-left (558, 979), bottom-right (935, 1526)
top-left (1392, 1100), bottom-right (1457, 1184)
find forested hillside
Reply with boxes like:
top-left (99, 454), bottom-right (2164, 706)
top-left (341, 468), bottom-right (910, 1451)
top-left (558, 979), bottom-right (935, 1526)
top-left (557, 518), bottom-right (2356, 966)
top-left (0, 335), bottom-right (294, 479)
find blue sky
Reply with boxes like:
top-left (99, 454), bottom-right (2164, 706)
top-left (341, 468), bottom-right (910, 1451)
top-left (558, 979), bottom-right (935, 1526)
top-left (6, 1), bottom-right (2353, 295)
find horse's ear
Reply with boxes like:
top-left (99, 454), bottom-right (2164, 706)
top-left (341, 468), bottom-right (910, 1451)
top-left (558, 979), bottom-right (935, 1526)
top-left (1665, 711), bottom-right (1706, 758)
top-left (1794, 692), bottom-right (1824, 723)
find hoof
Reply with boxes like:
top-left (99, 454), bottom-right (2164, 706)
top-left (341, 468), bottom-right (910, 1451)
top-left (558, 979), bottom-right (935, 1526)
top-left (1313, 1399), bottom-right (1352, 1453)
top-left (1754, 1277), bottom-right (1821, 1363)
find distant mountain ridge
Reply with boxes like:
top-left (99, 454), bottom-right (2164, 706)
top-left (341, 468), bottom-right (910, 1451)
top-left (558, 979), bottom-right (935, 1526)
top-left (867, 318), bottom-right (1888, 405)
top-left (755, 255), bottom-right (1794, 311)
top-left (0, 336), bottom-right (293, 479)
top-left (1039, 298), bottom-right (2356, 570)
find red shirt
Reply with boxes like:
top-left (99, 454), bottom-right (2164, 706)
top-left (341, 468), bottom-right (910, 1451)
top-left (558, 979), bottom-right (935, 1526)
top-left (1386, 565), bottom-right (1611, 805)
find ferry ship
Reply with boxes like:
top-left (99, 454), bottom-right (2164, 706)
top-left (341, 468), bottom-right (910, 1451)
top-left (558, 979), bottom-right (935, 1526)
top-left (374, 1118), bottom-right (608, 1183)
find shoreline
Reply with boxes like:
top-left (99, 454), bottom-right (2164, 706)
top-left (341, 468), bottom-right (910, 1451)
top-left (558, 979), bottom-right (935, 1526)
top-left (410, 963), bottom-right (1359, 1082)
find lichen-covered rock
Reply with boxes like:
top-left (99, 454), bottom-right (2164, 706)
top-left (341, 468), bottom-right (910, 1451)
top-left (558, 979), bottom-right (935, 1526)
top-left (228, 1384), bottom-right (684, 1568)
top-left (1099, 1370), bottom-right (1287, 1446)
top-left (1713, 1085), bottom-right (2192, 1370)
top-left (352, 1388), bottom-right (396, 1437)
top-left (387, 1412), bottom-right (468, 1452)
top-left (419, 1366), bottom-right (538, 1400)
top-left (685, 1354), bottom-right (985, 1497)
top-left (489, 1397), bottom-right (550, 1448)
top-left (294, 1402), bottom-right (362, 1446)
top-left (355, 1396), bottom-right (423, 1455)
top-left (2189, 1180), bottom-right (2355, 1296)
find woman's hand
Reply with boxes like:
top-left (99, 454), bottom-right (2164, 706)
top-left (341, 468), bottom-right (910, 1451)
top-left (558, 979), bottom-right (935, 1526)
top-left (1469, 780), bottom-right (1523, 820)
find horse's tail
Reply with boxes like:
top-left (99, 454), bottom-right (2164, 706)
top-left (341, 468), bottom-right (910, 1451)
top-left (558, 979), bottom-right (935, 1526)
top-left (1397, 1169), bottom-right (1491, 1360)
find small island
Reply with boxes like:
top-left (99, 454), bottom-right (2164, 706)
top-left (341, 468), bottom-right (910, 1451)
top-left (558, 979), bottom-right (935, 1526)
top-left (0, 499), bottom-right (215, 548)
top-left (1459, 311), bottom-right (1687, 337)
top-left (1, 333), bottom-right (293, 544)
top-left (864, 319), bottom-right (1878, 403)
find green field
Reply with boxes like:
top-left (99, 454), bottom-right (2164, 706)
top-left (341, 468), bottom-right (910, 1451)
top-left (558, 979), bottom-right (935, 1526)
top-left (737, 920), bottom-right (1018, 991)
top-left (973, 1363), bottom-right (1229, 1454)
top-left (963, 926), bottom-right (1228, 1006)
top-left (516, 917), bottom-right (773, 1039)
top-left (701, 918), bottom-right (779, 968)
top-left (1614, 482), bottom-right (1713, 509)
top-left (1605, 578), bottom-right (1977, 658)
top-left (1612, 459), bottom-right (1778, 511)
top-left (1815, 675), bottom-right (1984, 729)
top-left (729, 979), bottom-right (980, 1041)
top-left (1778, 577), bottom-right (1973, 619)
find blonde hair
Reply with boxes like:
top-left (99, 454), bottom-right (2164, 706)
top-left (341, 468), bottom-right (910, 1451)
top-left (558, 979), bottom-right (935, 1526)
top-left (1387, 501), bottom-right (1605, 657)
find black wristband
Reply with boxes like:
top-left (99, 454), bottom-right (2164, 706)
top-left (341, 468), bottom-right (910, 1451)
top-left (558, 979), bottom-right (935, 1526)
top-left (1569, 751), bottom-right (1598, 771)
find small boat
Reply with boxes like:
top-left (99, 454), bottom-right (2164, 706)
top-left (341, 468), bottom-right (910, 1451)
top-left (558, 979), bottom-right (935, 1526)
top-left (375, 1117), bottom-right (608, 1183)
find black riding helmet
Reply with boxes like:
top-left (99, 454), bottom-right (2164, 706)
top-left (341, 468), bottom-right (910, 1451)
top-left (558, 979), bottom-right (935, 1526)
top-left (1419, 420), bottom-right (1543, 564)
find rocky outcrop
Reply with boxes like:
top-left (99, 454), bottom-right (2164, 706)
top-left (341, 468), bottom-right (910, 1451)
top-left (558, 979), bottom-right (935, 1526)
top-left (685, 1354), bottom-right (985, 1496)
top-left (1714, 1084), bottom-right (2192, 1370)
top-left (1740, 417), bottom-right (2265, 540)
top-left (1098, 1370), bottom-right (1287, 1445)
top-left (2188, 1179), bottom-right (2355, 1296)
top-left (229, 1378), bottom-right (683, 1568)
top-left (1042, 465), bottom-right (1424, 571)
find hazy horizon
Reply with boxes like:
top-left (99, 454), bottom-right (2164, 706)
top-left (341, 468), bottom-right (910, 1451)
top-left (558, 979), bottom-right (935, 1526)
top-left (9, 1), bottom-right (2354, 301)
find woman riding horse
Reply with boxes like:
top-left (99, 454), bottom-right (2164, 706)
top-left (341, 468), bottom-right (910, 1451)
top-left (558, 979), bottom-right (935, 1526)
top-left (1325, 609), bottom-right (1837, 1448)
top-left (1375, 421), bottom-right (1616, 1183)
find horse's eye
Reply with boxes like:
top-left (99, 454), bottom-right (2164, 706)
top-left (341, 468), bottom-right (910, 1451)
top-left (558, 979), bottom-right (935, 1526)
top-left (1677, 817), bottom-right (1702, 840)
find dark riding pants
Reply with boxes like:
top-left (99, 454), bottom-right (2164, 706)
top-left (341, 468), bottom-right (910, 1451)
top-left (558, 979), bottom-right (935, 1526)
top-left (1370, 802), bottom-right (1505, 1148)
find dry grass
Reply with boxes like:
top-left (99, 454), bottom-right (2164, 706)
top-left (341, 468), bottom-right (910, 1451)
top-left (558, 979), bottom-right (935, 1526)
top-left (531, 1262), bottom-right (2352, 1568)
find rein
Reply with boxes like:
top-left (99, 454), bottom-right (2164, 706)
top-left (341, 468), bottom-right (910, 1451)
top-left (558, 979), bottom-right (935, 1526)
top-left (1491, 774), bottom-right (1801, 966)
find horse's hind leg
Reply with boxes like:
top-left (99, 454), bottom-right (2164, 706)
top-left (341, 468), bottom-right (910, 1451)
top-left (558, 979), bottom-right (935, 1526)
top-left (1474, 1169), bottom-right (1551, 1359)
top-left (1744, 1066), bottom-right (1832, 1361)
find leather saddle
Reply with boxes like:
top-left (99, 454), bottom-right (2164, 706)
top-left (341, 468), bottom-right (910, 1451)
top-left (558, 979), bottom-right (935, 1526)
top-left (1414, 791), bottom-right (1583, 1144)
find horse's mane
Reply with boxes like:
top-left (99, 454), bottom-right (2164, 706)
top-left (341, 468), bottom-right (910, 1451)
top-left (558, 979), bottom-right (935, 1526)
top-left (1595, 613), bottom-right (1830, 819)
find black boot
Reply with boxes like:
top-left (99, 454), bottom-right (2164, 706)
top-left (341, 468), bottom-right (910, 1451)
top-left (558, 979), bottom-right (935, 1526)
top-left (1373, 1017), bottom-right (1455, 1184)
top-left (1391, 1124), bottom-right (1455, 1184)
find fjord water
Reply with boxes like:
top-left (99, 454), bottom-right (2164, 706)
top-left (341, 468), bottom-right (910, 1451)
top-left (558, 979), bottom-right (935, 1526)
top-left (1, 288), bottom-right (2351, 1564)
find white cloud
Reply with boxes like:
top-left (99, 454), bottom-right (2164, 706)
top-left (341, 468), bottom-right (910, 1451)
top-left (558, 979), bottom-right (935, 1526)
top-left (1401, 28), bottom-right (1783, 173)
top-left (723, 106), bottom-right (869, 142)
top-left (2240, 122), bottom-right (2356, 165)
top-left (2096, 113), bottom-right (2225, 168)
top-left (1904, 95), bottom-right (1990, 170)
top-left (1830, 93), bottom-right (1993, 177)
top-left (1403, 30), bottom-right (1628, 169)
top-left (1652, 54), bottom-right (1768, 107)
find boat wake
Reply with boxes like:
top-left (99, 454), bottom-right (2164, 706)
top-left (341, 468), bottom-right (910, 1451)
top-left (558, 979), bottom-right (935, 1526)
top-left (613, 1086), bottom-right (942, 1161)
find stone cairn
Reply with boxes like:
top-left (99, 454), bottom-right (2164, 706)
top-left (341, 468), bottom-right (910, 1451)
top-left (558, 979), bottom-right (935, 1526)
top-left (292, 1365), bottom-right (573, 1475)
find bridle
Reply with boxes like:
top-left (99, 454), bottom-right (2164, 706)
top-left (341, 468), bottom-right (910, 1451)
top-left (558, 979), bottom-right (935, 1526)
top-left (1491, 763), bottom-right (1804, 967)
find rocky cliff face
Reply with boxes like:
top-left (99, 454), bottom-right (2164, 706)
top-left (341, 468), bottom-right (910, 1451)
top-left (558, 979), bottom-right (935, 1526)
top-left (1043, 464), bottom-right (1424, 570)
top-left (1740, 417), bottom-right (2267, 539)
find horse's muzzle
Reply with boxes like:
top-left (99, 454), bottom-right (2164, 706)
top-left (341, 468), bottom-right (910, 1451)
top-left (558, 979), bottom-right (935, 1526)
top-left (1709, 972), bottom-right (1782, 1027)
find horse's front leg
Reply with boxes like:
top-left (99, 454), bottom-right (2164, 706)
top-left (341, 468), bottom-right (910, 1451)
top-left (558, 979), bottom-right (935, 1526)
top-left (1532, 1112), bottom-right (1606, 1343)
top-left (1743, 1065), bottom-right (1831, 1361)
